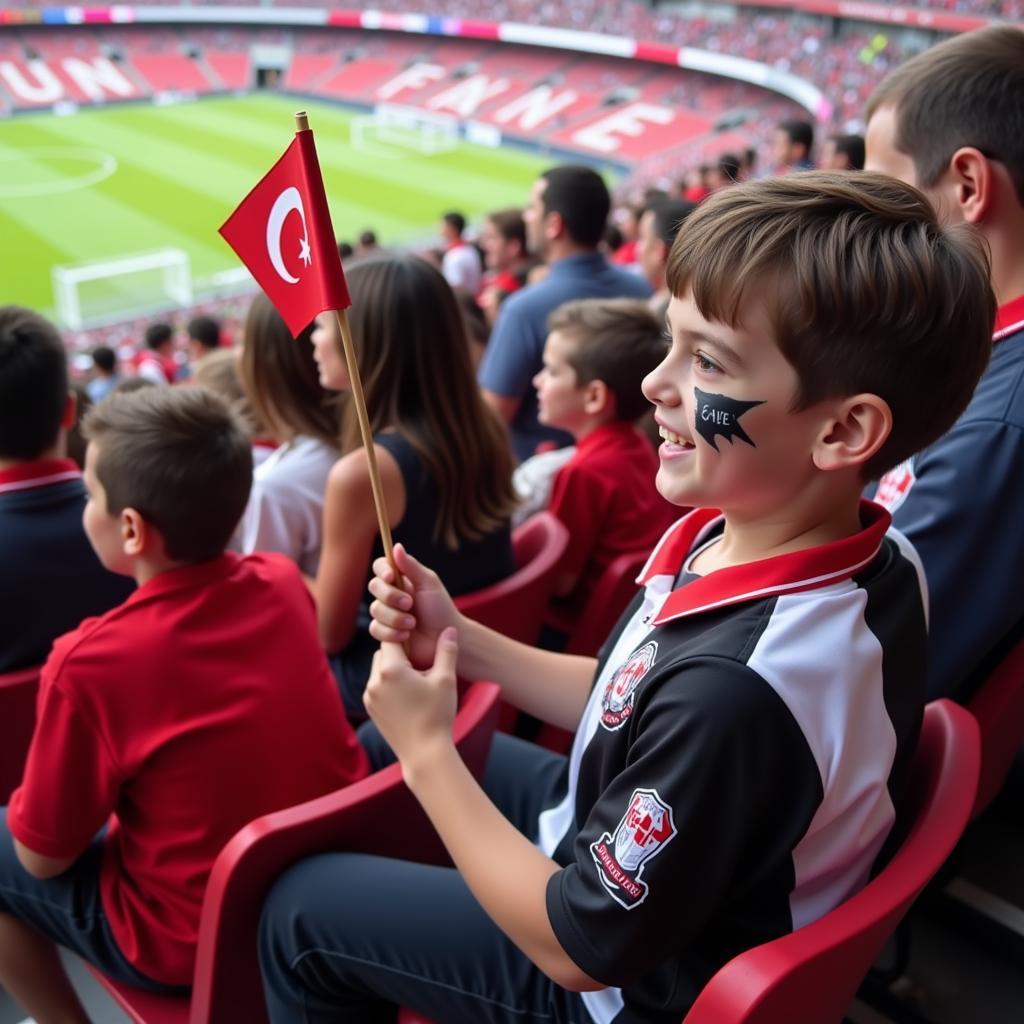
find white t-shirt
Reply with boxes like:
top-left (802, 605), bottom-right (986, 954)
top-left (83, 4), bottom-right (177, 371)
top-left (236, 435), bottom-right (337, 577)
top-left (442, 243), bottom-right (482, 295)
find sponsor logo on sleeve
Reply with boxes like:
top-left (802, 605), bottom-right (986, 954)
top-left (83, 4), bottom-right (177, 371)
top-left (590, 788), bottom-right (677, 910)
top-left (874, 459), bottom-right (916, 513)
top-left (600, 640), bottom-right (657, 731)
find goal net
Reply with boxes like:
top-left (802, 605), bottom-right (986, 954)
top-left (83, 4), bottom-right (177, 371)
top-left (52, 248), bottom-right (193, 329)
top-left (350, 103), bottom-right (460, 156)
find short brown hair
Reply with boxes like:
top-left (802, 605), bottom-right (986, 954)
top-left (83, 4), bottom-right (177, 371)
top-left (548, 298), bottom-right (665, 421)
top-left (486, 207), bottom-right (527, 251)
top-left (84, 386), bottom-right (252, 563)
top-left (865, 26), bottom-right (1024, 205)
top-left (665, 171), bottom-right (994, 479)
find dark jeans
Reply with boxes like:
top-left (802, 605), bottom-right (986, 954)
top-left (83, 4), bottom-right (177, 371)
top-left (259, 731), bottom-right (590, 1023)
top-left (0, 808), bottom-right (181, 993)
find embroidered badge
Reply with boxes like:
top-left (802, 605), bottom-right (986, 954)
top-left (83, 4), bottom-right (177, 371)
top-left (874, 459), bottom-right (916, 513)
top-left (590, 788), bottom-right (677, 910)
top-left (601, 641), bottom-right (657, 730)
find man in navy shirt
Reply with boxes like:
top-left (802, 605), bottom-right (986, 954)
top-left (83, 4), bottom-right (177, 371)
top-left (0, 306), bottom-right (132, 672)
top-left (864, 25), bottom-right (1024, 701)
top-left (478, 165), bottom-right (651, 461)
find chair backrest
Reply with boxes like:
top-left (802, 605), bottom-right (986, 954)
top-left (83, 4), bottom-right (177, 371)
top-left (682, 699), bottom-right (980, 1024)
top-left (188, 681), bottom-right (502, 1024)
top-left (455, 512), bottom-right (569, 646)
top-left (564, 549), bottom-right (648, 657)
top-left (0, 665), bottom-right (41, 804)
top-left (967, 633), bottom-right (1024, 817)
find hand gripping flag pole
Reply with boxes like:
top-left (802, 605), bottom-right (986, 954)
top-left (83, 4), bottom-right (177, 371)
top-left (220, 111), bottom-right (400, 584)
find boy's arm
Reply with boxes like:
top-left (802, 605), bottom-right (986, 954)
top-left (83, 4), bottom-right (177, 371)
top-left (13, 843), bottom-right (76, 880)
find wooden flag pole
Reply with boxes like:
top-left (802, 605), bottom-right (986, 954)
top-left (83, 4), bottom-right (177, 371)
top-left (294, 110), bottom-right (402, 586)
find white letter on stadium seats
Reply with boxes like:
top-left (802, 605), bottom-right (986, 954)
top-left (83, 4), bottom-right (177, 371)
top-left (376, 63), bottom-right (445, 101)
top-left (0, 59), bottom-right (63, 103)
top-left (61, 57), bottom-right (135, 100)
top-left (572, 103), bottom-right (674, 155)
top-left (493, 85), bottom-right (578, 131)
top-left (426, 75), bottom-right (510, 118)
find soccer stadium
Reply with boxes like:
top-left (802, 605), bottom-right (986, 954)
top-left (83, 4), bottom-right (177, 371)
top-left (0, 2), bottom-right (1022, 1022)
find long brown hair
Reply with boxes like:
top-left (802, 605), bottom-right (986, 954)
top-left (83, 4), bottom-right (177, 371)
top-left (238, 292), bottom-right (338, 447)
top-left (337, 253), bottom-right (516, 548)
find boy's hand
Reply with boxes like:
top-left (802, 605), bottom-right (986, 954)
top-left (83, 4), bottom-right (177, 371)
top-left (367, 543), bottom-right (459, 668)
top-left (364, 629), bottom-right (460, 769)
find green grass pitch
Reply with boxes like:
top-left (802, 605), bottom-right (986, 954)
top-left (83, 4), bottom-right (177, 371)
top-left (0, 93), bottom-right (553, 321)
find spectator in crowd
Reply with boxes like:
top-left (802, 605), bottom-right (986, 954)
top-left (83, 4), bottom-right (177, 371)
top-left (440, 211), bottom-right (483, 296)
top-left (681, 164), bottom-right (711, 203)
top-left (0, 386), bottom-right (367, 1022)
top-left (610, 204), bottom-right (641, 266)
top-left (357, 229), bottom-right (378, 254)
top-left (235, 293), bottom-right (339, 577)
top-left (864, 24), bottom-right (1024, 701)
top-left (135, 322), bottom-right (177, 385)
top-left (260, 171), bottom-right (993, 1024)
top-left (741, 146), bottom-right (759, 180)
top-left (456, 289), bottom-right (492, 370)
top-left (527, 298), bottom-right (676, 638)
top-left (707, 152), bottom-right (742, 191)
top-left (822, 134), bottom-right (866, 171)
top-left (309, 253), bottom-right (516, 717)
top-left (86, 345), bottom-right (119, 404)
top-left (478, 165), bottom-right (651, 461)
top-left (478, 207), bottom-right (532, 327)
top-left (185, 315), bottom-right (221, 365)
top-left (637, 197), bottom-right (697, 314)
top-left (0, 306), bottom-right (132, 673)
top-left (65, 382), bottom-right (92, 471)
top-left (772, 118), bottom-right (815, 173)
top-left (338, 240), bottom-right (354, 261)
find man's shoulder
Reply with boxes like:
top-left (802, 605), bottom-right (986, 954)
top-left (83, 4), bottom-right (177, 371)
top-left (599, 264), bottom-right (653, 299)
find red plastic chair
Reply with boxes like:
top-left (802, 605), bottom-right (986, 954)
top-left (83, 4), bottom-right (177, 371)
top-left (0, 665), bottom-right (41, 805)
top-left (401, 701), bottom-right (978, 1024)
top-left (84, 681), bottom-right (502, 1024)
top-left (966, 633), bottom-right (1024, 818)
top-left (563, 549), bottom-right (648, 658)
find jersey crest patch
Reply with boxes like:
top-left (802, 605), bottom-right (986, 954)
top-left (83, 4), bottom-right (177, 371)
top-left (590, 788), bottom-right (676, 910)
top-left (601, 640), bottom-right (657, 730)
top-left (874, 459), bottom-right (916, 513)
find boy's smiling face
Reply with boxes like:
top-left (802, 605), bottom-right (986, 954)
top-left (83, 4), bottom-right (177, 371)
top-left (643, 290), bottom-right (830, 517)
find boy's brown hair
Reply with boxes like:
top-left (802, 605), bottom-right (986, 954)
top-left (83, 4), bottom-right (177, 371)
top-left (84, 386), bottom-right (252, 563)
top-left (547, 298), bottom-right (666, 422)
top-left (864, 26), bottom-right (1024, 205)
top-left (665, 170), bottom-right (994, 479)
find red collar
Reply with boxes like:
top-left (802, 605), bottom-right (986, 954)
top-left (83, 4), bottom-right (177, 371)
top-left (638, 500), bottom-right (891, 625)
top-left (0, 458), bottom-right (80, 495)
top-left (994, 294), bottom-right (1024, 344)
top-left (131, 552), bottom-right (238, 602)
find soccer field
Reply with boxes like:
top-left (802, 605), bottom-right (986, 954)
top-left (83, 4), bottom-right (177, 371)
top-left (0, 93), bottom-right (552, 321)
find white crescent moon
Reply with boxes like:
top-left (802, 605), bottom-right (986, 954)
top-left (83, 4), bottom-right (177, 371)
top-left (266, 186), bottom-right (307, 284)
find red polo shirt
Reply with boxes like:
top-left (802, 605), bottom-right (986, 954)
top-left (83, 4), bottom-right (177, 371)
top-left (8, 551), bottom-right (367, 985)
top-left (546, 420), bottom-right (677, 632)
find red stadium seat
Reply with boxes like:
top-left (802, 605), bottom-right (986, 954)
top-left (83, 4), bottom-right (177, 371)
top-left (84, 681), bottom-right (502, 1024)
top-left (400, 700), bottom-right (978, 1024)
top-left (0, 664), bottom-right (41, 804)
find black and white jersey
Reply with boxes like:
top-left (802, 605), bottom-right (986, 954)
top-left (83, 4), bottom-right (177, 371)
top-left (539, 501), bottom-right (926, 1024)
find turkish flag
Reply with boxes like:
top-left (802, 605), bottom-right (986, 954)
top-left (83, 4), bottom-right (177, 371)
top-left (220, 128), bottom-right (351, 336)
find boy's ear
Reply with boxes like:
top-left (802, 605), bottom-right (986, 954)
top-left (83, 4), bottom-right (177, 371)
top-left (546, 210), bottom-right (565, 243)
top-left (812, 394), bottom-right (892, 473)
top-left (582, 378), bottom-right (614, 418)
top-left (120, 507), bottom-right (157, 559)
top-left (946, 147), bottom-right (994, 225)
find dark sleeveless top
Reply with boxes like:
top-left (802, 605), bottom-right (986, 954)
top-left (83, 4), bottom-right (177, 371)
top-left (331, 432), bottom-right (515, 715)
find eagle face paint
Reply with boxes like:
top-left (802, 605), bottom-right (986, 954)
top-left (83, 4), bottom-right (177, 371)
top-left (694, 387), bottom-right (765, 451)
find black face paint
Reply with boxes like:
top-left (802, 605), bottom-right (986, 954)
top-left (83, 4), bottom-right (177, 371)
top-left (694, 387), bottom-right (765, 451)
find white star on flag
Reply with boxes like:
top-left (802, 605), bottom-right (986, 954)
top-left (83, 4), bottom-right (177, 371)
top-left (298, 236), bottom-right (312, 267)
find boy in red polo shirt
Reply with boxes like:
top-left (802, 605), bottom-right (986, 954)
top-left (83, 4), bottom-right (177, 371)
top-left (528, 298), bottom-right (676, 638)
top-left (0, 386), bottom-right (367, 1022)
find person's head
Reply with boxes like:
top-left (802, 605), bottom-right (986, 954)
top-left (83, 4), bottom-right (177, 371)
top-left (144, 321), bottom-right (173, 355)
top-left (358, 230), bottom-right (377, 251)
top-left (82, 386), bottom-right (252, 574)
top-left (525, 165), bottom-right (611, 260)
top-left (864, 26), bottom-right (1024, 243)
top-left (92, 345), bottom-right (117, 378)
top-left (708, 153), bottom-right (742, 190)
top-left (822, 134), bottom-right (865, 171)
top-left (637, 198), bottom-right (697, 292)
top-left (773, 119), bottom-right (815, 168)
top-left (238, 292), bottom-right (337, 447)
top-left (441, 211), bottom-right (467, 245)
top-left (186, 315), bottom-right (220, 363)
top-left (644, 172), bottom-right (993, 521)
top-left (338, 240), bottom-right (354, 261)
top-left (191, 347), bottom-right (264, 440)
top-left (310, 253), bottom-right (515, 547)
top-left (0, 305), bottom-right (73, 463)
top-left (741, 147), bottom-right (758, 178)
top-left (480, 208), bottom-right (527, 272)
top-left (534, 299), bottom-right (667, 437)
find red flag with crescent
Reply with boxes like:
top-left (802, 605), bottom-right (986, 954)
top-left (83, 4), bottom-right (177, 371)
top-left (219, 128), bottom-right (350, 336)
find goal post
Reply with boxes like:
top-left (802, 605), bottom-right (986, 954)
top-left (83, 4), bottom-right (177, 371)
top-left (52, 248), bottom-right (193, 329)
top-left (350, 103), bottom-right (460, 156)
